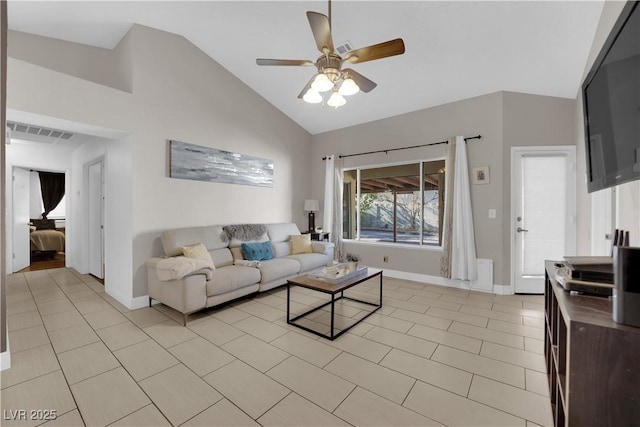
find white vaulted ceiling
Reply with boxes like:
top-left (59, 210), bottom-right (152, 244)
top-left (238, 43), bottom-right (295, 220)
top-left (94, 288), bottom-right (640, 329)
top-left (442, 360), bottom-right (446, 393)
top-left (7, 1), bottom-right (604, 135)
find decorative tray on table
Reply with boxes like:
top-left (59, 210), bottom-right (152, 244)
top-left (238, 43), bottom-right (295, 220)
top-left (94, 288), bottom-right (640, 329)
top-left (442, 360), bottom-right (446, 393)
top-left (307, 264), bottom-right (368, 284)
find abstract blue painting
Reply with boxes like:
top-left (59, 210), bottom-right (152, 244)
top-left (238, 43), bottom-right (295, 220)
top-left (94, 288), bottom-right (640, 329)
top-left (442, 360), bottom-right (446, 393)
top-left (170, 140), bottom-right (274, 187)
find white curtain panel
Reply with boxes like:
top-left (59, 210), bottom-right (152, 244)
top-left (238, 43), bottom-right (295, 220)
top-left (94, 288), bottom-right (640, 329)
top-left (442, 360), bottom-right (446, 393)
top-left (451, 136), bottom-right (477, 281)
top-left (440, 139), bottom-right (456, 279)
top-left (323, 154), bottom-right (344, 261)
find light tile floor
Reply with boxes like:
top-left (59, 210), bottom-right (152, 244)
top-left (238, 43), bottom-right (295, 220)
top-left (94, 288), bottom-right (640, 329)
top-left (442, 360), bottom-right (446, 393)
top-left (1, 268), bottom-right (552, 426)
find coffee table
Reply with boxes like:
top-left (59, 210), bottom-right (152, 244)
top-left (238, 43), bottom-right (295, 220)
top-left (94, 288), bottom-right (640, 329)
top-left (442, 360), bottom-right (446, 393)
top-left (286, 267), bottom-right (382, 340)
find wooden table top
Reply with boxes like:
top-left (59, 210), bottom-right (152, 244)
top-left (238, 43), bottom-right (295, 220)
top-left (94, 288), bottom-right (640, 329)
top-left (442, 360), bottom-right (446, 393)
top-left (287, 267), bottom-right (382, 295)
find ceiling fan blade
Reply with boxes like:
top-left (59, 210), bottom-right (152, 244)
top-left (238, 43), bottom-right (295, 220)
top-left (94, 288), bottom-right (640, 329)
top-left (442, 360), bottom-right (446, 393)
top-left (344, 38), bottom-right (405, 64)
top-left (342, 68), bottom-right (377, 93)
top-left (256, 58), bottom-right (315, 66)
top-left (297, 77), bottom-right (315, 99)
top-left (307, 11), bottom-right (334, 53)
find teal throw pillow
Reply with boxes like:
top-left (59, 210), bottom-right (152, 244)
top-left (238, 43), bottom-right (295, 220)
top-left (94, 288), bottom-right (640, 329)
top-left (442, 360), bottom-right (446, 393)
top-left (241, 241), bottom-right (275, 261)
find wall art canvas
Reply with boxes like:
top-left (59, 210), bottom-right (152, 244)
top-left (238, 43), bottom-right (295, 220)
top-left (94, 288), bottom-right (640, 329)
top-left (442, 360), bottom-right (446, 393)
top-left (170, 140), bottom-right (274, 187)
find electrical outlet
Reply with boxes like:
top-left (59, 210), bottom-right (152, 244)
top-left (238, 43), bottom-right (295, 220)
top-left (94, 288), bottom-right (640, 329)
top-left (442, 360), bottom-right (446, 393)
top-left (383, 256), bottom-right (389, 263)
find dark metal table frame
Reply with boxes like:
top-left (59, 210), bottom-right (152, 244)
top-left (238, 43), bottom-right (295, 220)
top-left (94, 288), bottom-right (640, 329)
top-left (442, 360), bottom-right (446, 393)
top-left (286, 268), bottom-right (383, 340)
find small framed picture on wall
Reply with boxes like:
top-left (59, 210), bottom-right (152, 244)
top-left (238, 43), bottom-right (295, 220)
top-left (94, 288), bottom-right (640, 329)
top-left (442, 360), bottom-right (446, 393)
top-left (472, 166), bottom-right (490, 184)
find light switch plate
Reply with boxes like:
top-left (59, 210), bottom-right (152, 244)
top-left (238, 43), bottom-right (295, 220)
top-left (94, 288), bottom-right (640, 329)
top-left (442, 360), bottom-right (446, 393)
top-left (488, 209), bottom-right (497, 219)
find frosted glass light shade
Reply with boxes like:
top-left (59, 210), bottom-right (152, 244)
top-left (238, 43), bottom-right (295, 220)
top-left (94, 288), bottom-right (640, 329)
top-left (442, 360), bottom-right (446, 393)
top-left (327, 91), bottom-right (346, 107)
top-left (339, 77), bottom-right (360, 96)
top-left (311, 73), bottom-right (333, 92)
top-left (303, 88), bottom-right (322, 103)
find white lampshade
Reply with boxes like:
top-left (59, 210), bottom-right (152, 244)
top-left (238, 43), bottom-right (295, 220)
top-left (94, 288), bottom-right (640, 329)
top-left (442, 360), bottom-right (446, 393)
top-left (311, 73), bottom-right (333, 92)
top-left (303, 88), bottom-right (322, 103)
top-left (339, 77), bottom-right (360, 96)
top-left (304, 199), bottom-right (320, 212)
top-left (327, 91), bottom-right (346, 107)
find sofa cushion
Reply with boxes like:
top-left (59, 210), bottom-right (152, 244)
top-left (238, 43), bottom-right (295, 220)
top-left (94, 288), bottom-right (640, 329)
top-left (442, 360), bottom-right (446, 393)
top-left (259, 258), bottom-right (300, 283)
top-left (162, 225), bottom-right (227, 257)
top-left (286, 253), bottom-right (330, 272)
top-left (182, 243), bottom-right (215, 268)
top-left (266, 223), bottom-right (301, 243)
top-left (206, 266), bottom-right (261, 296)
top-left (210, 248), bottom-right (233, 268)
top-left (291, 234), bottom-right (312, 254)
top-left (230, 246), bottom-right (244, 260)
top-left (272, 241), bottom-right (291, 258)
top-left (242, 241), bottom-right (275, 261)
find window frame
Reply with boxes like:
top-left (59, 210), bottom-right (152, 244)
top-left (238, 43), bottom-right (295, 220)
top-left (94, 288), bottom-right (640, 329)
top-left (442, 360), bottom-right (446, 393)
top-left (343, 157), bottom-right (446, 249)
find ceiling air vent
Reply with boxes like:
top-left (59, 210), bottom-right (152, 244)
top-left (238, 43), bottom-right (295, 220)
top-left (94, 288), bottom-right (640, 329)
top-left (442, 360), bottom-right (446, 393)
top-left (336, 41), bottom-right (354, 56)
top-left (7, 121), bottom-right (75, 144)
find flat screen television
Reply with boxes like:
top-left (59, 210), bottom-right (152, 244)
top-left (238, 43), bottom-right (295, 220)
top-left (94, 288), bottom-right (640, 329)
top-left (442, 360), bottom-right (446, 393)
top-left (582, 1), bottom-right (640, 193)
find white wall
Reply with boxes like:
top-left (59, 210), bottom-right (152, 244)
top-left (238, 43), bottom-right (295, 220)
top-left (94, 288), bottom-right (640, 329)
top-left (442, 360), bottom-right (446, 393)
top-left (70, 136), bottom-right (133, 305)
top-left (8, 24), bottom-right (312, 304)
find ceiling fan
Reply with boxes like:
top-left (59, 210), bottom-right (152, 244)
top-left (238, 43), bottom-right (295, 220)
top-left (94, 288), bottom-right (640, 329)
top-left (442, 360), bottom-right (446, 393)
top-left (256, 0), bottom-right (405, 107)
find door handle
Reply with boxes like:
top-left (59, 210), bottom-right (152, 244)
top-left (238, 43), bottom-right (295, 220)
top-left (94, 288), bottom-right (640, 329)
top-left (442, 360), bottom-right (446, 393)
top-left (517, 227), bottom-right (528, 233)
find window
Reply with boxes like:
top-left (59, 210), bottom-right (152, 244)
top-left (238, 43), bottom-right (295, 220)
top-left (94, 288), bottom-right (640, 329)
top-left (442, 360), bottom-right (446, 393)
top-left (343, 159), bottom-right (445, 246)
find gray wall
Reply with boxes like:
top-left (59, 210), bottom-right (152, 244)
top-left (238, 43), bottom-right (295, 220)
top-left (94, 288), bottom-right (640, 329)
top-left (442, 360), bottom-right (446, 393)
top-left (311, 91), bottom-right (576, 286)
top-left (7, 25), bottom-right (312, 304)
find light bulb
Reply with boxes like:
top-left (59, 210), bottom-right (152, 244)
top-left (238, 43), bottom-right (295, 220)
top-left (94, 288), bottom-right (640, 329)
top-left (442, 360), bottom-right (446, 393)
top-left (311, 73), bottom-right (333, 92)
top-left (339, 77), bottom-right (360, 96)
top-left (327, 91), bottom-right (346, 108)
top-left (302, 88), bottom-right (322, 104)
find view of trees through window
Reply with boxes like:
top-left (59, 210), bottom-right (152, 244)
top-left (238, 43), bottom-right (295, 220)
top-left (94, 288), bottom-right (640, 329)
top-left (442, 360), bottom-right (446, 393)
top-left (343, 160), bottom-right (445, 246)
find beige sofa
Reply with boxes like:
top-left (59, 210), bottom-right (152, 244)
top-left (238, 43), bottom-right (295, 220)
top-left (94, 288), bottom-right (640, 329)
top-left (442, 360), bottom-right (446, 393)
top-left (145, 223), bottom-right (334, 324)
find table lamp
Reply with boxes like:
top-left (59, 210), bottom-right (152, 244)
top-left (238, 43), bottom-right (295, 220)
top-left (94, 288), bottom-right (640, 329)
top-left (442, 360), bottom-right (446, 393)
top-left (304, 199), bottom-right (319, 233)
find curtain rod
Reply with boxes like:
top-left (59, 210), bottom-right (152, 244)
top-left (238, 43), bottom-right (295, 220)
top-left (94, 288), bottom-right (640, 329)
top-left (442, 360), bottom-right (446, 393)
top-left (322, 135), bottom-right (482, 160)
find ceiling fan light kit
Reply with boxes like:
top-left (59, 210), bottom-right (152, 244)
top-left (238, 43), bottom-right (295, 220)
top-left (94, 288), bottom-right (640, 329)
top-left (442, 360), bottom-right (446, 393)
top-left (327, 89), bottom-right (347, 108)
top-left (256, 0), bottom-right (405, 108)
top-left (311, 73), bottom-right (334, 92)
top-left (339, 77), bottom-right (360, 96)
top-left (303, 88), bottom-right (323, 104)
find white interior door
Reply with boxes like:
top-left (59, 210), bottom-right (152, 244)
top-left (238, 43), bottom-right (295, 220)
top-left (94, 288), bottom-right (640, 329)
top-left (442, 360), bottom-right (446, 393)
top-left (12, 167), bottom-right (31, 272)
top-left (88, 161), bottom-right (104, 279)
top-left (512, 147), bottom-right (576, 294)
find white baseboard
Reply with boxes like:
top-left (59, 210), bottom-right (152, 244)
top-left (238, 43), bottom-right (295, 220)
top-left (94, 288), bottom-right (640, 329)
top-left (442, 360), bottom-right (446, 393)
top-left (493, 284), bottom-right (514, 295)
top-left (1, 334), bottom-right (11, 371)
top-left (129, 295), bottom-right (151, 310)
top-left (383, 267), bottom-right (509, 295)
top-left (1, 350), bottom-right (10, 371)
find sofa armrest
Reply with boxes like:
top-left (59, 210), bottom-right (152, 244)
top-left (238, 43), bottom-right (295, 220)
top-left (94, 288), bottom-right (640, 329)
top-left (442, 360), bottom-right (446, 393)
top-left (146, 258), bottom-right (207, 316)
top-left (146, 256), bottom-right (213, 281)
top-left (311, 241), bottom-right (335, 258)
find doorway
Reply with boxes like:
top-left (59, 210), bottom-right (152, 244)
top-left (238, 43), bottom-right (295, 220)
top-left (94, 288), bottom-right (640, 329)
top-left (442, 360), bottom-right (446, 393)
top-left (88, 159), bottom-right (105, 279)
top-left (511, 146), bottom-right (577, 294)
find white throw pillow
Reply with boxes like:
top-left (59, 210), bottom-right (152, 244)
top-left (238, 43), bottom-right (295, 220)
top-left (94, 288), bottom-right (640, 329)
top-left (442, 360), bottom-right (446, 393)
top-left (291, 234), bottom-right (312, 254)
top-left (182, 243), bottom-right (215, 269)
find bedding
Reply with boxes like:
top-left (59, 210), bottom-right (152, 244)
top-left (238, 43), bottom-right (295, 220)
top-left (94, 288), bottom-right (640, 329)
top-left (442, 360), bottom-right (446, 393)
top-left (30, 229), bottom-right (65, 252)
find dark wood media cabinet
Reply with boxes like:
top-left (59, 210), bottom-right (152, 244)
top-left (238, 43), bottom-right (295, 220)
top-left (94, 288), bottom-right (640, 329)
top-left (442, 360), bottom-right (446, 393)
top-left (544, 261), bottom-right (640, 426)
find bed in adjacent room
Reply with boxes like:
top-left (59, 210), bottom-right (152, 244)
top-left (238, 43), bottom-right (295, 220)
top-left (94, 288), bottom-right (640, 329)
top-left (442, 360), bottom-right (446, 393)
top-left (30, 219), bottom-right (65, 258)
